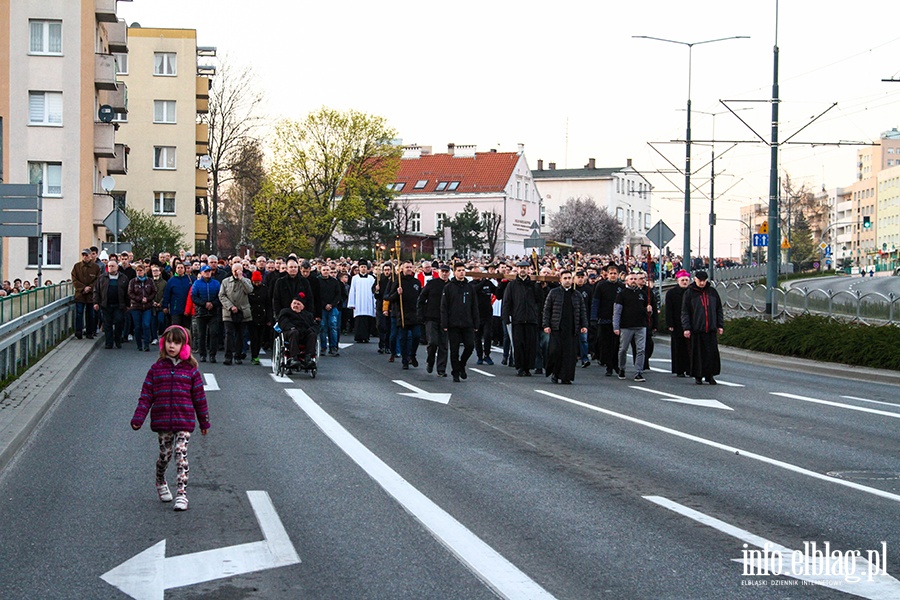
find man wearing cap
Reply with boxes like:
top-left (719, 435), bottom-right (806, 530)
top-left (501, 261), bottom-right (543, 376)
top-left (72, 248), bottom-right (101, 339)
top-left (417, 263), bottom-right (450, 376)
top-left (191, 264), bottom-right (222, 362)
top-left (680, 270), bottom-right (724, 384)
top-left (665, 270), bottom-right (692, 377)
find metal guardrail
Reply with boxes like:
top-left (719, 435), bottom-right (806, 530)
top-left (712, 281), bottom-right (900, 325)
top-left (0, 284), bottom-right (74, 383)
top-left (710, 263), bottom-right (794, 282)
top-left (0, 283), bottom-right (74, 326)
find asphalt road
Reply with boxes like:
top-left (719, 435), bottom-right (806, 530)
top-left (0, 338), bottom-right (898, 599)
top-left (787, 274), bottom-right (900, 298)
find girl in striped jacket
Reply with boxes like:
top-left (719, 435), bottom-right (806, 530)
top-left (131, 325), bottom-right (210, 511)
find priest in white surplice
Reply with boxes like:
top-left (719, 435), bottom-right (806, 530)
top-left (347, 261), bottom-right (377, 343)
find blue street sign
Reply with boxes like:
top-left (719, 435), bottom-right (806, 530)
top-left (825, 244), bottom-right (832, 256)
top-left (753, 234), bottom-right (768, 247)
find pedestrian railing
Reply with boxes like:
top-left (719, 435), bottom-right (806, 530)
top-left (0, 283), bottom-right (74, 385)
top-left (713, 281), bottom-right (900, 325)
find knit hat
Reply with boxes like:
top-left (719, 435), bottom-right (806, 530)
top-left (251, 271), bottom-right (263, 283)
top-left (675, 270), bottom-right (691, 279)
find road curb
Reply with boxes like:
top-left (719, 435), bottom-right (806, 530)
top-left (655, 336), bottom-right (900, 385)
top-left (0, 336), bottom-right (100, 473)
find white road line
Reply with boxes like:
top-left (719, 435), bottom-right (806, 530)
top-left (270, 373), bottom-right (292, 384)
top-left (259, 358), bottom-right (273, 368)
top-left (842, 395), bottom-right (900, 409)
top-left (470, 368), bottom-right (495, 378)
top-left (628, 387), bottom-right (732, 411)
top-left (772, 392), bottom-right (900, 419)
top-left (647, 360), bottom-right (744, 386)
top-left (203, 373), bottom-right (219, 391)
top-left (286, 389), bottom-right (555, 600)
top-left (712, 380), bottom-right (744, 387)
top-left (535, 389), bottom-right (900, 504)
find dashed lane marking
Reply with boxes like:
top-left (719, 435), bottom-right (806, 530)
top-left (469, 368), bottom-right (495, 378)
top-left (772, 392), bottom-right (900, 419)
top-left (202, 373), bottom-right (219, 391)
top-left (841, 395), bottom-right (900, 409)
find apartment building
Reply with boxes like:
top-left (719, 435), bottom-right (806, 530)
top-left (0, 0), bottom-right (128, 281)
top-left (111, 25), bottom-right (212, 254)
top-left (532, 158), bottom-right (652, 257)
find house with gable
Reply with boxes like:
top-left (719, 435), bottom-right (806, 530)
top-left (388, 143), bottom-right (542, 259)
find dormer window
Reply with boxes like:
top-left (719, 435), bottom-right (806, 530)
top-left (414, 180), bottom-right (428, 189)
top-left (436, 182), bottom-right (448, 191)
top-left (448, 181), bottom-right (460, 191)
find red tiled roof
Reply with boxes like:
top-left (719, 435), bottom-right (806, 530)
top-left (394, 152), bottom-right (519, 195)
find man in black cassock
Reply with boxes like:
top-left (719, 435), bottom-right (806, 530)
top-left (680, 270), bottom-right (725, 384)
top-left (542, 270), bottom-right (588, 384)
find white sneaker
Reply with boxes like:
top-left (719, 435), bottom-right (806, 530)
top-left (173, 495), bottom-right (188, 511)
top-left (156, 483), bottom-right (173, 502)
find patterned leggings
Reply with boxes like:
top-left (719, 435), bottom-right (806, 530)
top-left (156, 431), bottom-right (191, 497)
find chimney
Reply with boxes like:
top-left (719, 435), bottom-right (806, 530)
top-left (537, 159), bottom-right (543, 171)
top-left (447, 143), bottom-right (455, 156)
top-left (585, 158), bottom-right (596, 169)
top-left (517, 142), bottom-right (525, 154)
top-left (626, 158), bottom-right (633, 168)
top-left (549, 162), bottom-right (556, 170)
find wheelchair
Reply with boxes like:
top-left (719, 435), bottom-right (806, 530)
top-left (272, 324), bottom-right (320, 378)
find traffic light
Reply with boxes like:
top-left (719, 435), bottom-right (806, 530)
top-left (863, 216), bottom-right (872, 229)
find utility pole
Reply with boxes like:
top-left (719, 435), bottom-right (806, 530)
top-left (765, 5), bottom-right (781, 318)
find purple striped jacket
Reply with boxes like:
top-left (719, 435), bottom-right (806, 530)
top-left (132, 359), bottom-right (210, 433)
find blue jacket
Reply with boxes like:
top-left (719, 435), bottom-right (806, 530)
top-left (163, 274), bottom-right (193, 315)
top-left (190, 277), bottom-right (222, 317)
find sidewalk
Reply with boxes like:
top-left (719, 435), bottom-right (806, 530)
top-left (0, 336), bottom-right (99, 473)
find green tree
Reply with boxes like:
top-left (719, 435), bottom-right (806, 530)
top-left (250, 178), bottom-right (310, 257)
top-left (550, 196), bottom-right (625, 254)
top-left (789, 211), bottom-right (816, 270)
top-left (447, 202), bottom-right (485, 256)
top-left (121, 207), bottom-right (187, 260)
top-left (339, 183), bottom-right (395, 254)
top-left (259, 107), bottom-right (401, 256)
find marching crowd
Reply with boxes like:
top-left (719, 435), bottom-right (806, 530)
top-left (69, 246), bottom-right (725, 386)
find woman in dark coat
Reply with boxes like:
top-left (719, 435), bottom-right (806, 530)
top-left (665, 270), bottom-right (692, 377)
top-left (680, 271), bottom-right (725, 384)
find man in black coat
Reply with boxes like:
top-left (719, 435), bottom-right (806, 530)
top-left (417, 264), bottom-right (450, 376)
top-left (470, 270), bottom-right (497, 365)
top-left (272, 258), bottom-right (313, 317)
top-left (317, 264), bottom-right (345, 356)
top-left (680, 270), bottom-right (725, 384)
top-left (573, 270), bottom-right (593, 368)
top-left (441, 263), bottom-right (479, 382)
top-left (542, 270), bottom-right (588, 384)
top-left (277, 297), bottom-right (319, 367)
top-left (501, 261), bottom-right (543, 376)
top-left (386, 261), bottom-right (422, 369)
top-left (591, 263), bottom-right (623, 376)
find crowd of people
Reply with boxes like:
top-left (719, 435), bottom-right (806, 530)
top-left (68, 245), bottom-right (726, 387)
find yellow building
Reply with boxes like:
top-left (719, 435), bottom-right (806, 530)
top-left (0, 0), bottom-right (127, 281)
top-left (111, 25), bottom-right (211, 255)
top-left (876, 165), bottom-right (900, 268)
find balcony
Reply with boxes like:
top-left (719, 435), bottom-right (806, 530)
top-left (196, 77), bottom-right (209, 114)
top-left (93, 194), bottom-right (110, 225)
top-left (94, 122), bottom-right (116, 158)
top-left (106, 19), bottom-right (128, 53)
top-left (196, 122), bottom-right (209, 155)
top-left (95, 0), bottom-right (118, 23)
top-left (195, 214), bottom-right (209, 238)
top-left (95, 53), bottom-right (117, 90)
top-left (196, 169), bottom-right (208, 192)
top-left (100, 82), bottom-right (127, 114)
top-left (106, 143), bottom-right (128, 174)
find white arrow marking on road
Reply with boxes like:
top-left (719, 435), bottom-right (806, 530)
top-left (647, 360), bottom-right (744, 386)
top-left (629, 386), bottom-right (733, 411)
top-left (392, 380), bottom-right (451, 404)
top-left (772, 393), bottom-right (900, 419)
top-left (338, 342), bottom-right (354, 349)
top-left (644, 496), bottom-right (900, 599)
top-left (101, 490), bottom-right (300, 600)
top-left (469, 368), bottom-right (495, 378)
top-left (202, 373), bottom-right (219, 391)
top-left (286, 389), bottom-right (555, 599)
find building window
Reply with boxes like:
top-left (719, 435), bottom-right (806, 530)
top-left (28, 91), bottom-right (63, 126)
top-left (435, 212), bottom-right (447, 232)
top-left (27, 233), bottom-right (62, 267)
top-left (153, 52), bottom-right (176, 76)
top-left (448, 181), bottom-right (460, 191)
top-left (28, 161), bottom-right (62, 196)
top-left (153, 100), bottom-right (176, 123)
top-left (153, 146), bottom-right (176, 170)
top-left (540, 204), bottom-right (546, 227)
top-left (616, 207), bottom-right (625, 224)
top-left (29, 20), bottom-right (62, 55)
top-left (387, 182), bottom-right (405, 192)
top-left (410, 212), bottom-right (421, 233)
top-left (414, 180), bottom-right (428, 189)
top-left (154, 192), bottom-right (176, 215)
top-left (645, 213), bottom-right (651, 229)
top-left (113, 52), bottom-right (128, 74)
top-left (111, 191), bottom-right (126, 211)
top-left (436, 181), bottom-right (448, 191)
top-left (112, 111), bottom-right (127, 123)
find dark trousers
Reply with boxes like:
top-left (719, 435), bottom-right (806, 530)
top-left (100, 305), bottom-right (124, 347)
top-left (475, 318), bottom-right (493, 359)
top-left (75, 302), bottom-right (96, 336)
top-left (170, 313), bottom-right (190, 328)
top-left (597, 322), bottom-right (619, 371)
top-left (287, 326), bottom-right (318, 360)
top-left (511, 323), bottom-right (538, 371)
top-left (448, 327), bottom-right (475, 376)
top-left (248, 322), bottom-right (266, 359)
top-left (377, 312), bottom-right (391, 351)
top-left (398, 324), bottom-right (421, 365)
top-left (354, 315), bottom-right (375, 342)
top-left (424, 321), bottom-right (448, 374)
top-left (224, 319), bottom-right (246, 360)
top-left (194, 315), bottom-right (218, 359)
top-left (131, 309), bottom-right (152, 349)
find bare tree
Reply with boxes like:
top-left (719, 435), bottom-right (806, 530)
top-left (482, 208), bottom-right (503, 259)
top-left (204, 56), bottom-right (264, 253)
top-left (390, 196), bottom-right (419, 239)
top-left (218, 139), bottom-right (266, 255)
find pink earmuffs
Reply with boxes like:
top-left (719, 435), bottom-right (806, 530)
top-left (159, 325), bottom-right (192, 360)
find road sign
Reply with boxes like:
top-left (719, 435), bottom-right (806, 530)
top-left (0, 183), bottom-right (41, 238)
top-left (523, 237), bottom-right (546, 249)
top-left (758, 221), bottom-right (769, 234)
top-left (752, 234), bottom-right (768, 247)
top-left (813, 262), bottom-right (820, 269)
top-left (825, 244), bottom-right (832, 256)
top-left (529, 220), bottom-right (540, 230)
top-left (781, 237), bottom-right (791, 249)
top-left (647, 220), bottom-right (676, 250)
top-left (103, 208), bottom-right (130, 235)
top-left (101, 242), bottom-right (132, 254)
top-left (819, 242), bottom-right (827, 250)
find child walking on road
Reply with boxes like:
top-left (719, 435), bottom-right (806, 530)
top-left (131, 325), bottom-right (210, 511)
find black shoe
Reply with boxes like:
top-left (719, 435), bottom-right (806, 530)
top-left (388, 355), bottom-right (395, 363)
top-left (634, 373), bottom-right (646, 383)
top-left (516, 370), bottom-right (525, 377)
top-left (402, 363), bottom-right (409, 370)
top-left (605, 369), bottom-right (613, 377)
top-left (550, 375), bottom-right (558, 384)
top-left (223, 359), bottom-right (232, 366)
top-left (618, 370), bottom-right (626, 380)
top-left (410, 357), bottom-right (419, 368)
top-left (105, 345), bottom-right (113, 349)
top-left (695, 377), bottom-right (703, 385)
top-left (582, 361), bottom-right (590, 368)
top-left (534, 368), bottom-right (543, 375)
top-left (452, 374), bottom-right (461, 382)
top-left (561, 380), bottom-right (572, 385)
top-left (209, 356), bottom-right (217, 364)
top-left (438, 372), bottom-right (447, 377)
top-left (85, 334), bottom-right (94, 339)
top-left (143, 347), bottom-right (150, 352)
top-left (524, 370), bottom-right (532, 377)
top-left (199, 355), bottom-right (207, 363)
top-left (501, 358), bottom-right (508, 365)
top-left (426, 360), bottom-right (434, 373)
top-left (235, 359), bottom-right (243, 365)
top-left (115, 343), bottom-right (122, 349)
top-left (707, 377), bottom-right (717, 385)
top-left (459, 367), bottom-right (467, 380)
top-left (676, 373), bottom-right (686, 378)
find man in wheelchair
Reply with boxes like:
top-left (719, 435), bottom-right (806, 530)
top-left (277, 295), bottom-right (319, 369)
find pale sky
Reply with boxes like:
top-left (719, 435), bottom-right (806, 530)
top-left (119, 0), bottom-right (900, 258)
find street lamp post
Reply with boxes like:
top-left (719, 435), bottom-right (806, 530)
top-left (633, 35), bottom-right (749, 273)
